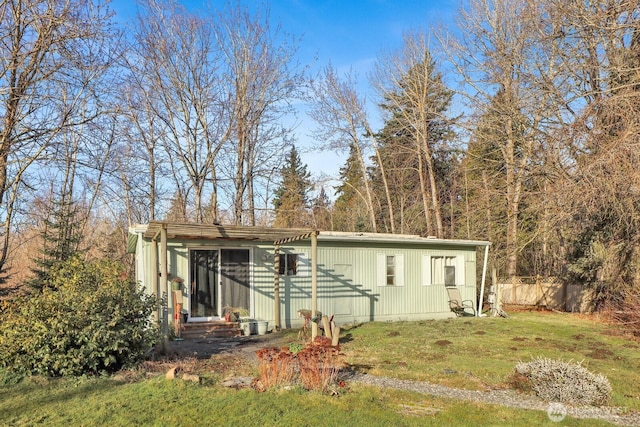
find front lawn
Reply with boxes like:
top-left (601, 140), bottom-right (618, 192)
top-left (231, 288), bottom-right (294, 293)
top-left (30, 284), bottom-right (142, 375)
top-left (336, 310), bottom-right (640, 410)
top-left (1, 310), bottom-right (637, 426)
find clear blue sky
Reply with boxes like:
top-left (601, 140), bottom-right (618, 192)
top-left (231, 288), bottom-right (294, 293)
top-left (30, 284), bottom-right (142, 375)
top-left (110, 0), bottom-right (458, 184)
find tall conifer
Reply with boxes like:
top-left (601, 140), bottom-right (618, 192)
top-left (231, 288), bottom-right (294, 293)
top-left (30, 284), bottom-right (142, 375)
top-left (272, 146), bottom-right (312, 228)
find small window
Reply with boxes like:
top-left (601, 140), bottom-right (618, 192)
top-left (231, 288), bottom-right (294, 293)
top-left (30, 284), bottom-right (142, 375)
top-left (377, 253), bottom-right (404, 286)
top-left (386, 255), bottom-right (395, 286)
top-left (278, 253), bottom-right (298, 276)
top-left (445, 265), bottom-right (456, 286)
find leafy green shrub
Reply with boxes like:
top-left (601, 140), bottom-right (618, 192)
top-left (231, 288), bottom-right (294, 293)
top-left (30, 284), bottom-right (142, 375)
top-left (514, 357), bottom-right (611, 406)
top-left (0, 257), bottom-right (159, 377)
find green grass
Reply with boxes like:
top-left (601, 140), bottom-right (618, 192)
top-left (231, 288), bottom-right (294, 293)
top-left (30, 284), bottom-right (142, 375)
top-left (336, 310), bottom-right (640, 410)
top-left (0, 376), bottom-right (614, 426)
top-left (1, 310), bottom-right (637, 426)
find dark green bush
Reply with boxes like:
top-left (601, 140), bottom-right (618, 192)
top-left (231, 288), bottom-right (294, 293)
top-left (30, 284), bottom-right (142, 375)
top-left (0, 257), bottom-right (159, 377)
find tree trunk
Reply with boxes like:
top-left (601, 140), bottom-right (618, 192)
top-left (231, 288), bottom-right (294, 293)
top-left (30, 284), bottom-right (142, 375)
top-left (504, 116), bottom-right (520, 277)
top-left (210, 167), bottom-right (219, 224)
top-left (374, 145), bottom-right (395, 233)
top-left (425, 150), bottom-right (444, 238)
top-left (417, 150), bottom-right (434, 236)
top-left (234, 123), bottom-right (246, 225)
top-left (354, 142), bottom-right (378, 233)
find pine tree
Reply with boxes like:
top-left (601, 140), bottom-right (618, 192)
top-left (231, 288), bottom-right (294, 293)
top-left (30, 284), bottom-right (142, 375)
top-left (310, 186), bottom-right (332, 230)
top-left (333, 144), bottom-right (372, 232)
top-left (272, 146), bottom-right (312, 228)
top-left (29, 194), bottom-right (84, 291)
top-left (371, 47), bottom-right (455, 237)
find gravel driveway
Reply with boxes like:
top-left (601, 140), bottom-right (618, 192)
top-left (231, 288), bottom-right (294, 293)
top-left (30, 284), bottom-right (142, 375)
top-left (350, 373), bottom-right (640, 426)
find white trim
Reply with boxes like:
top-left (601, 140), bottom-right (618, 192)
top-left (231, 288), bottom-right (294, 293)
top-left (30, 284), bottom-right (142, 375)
top-left (376, 253), bottom-right (386, 287)
top-left (395, 254), bottom-right (405, 287)
top-left (422, 254), bottom-right (432, 286)
top-left (456, 255), bottom-right (465, 286)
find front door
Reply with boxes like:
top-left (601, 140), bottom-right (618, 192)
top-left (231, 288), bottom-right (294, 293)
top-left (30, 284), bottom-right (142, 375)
top-left (220, 249), bottom-right (250, 314)
top-left (189, 250), bottom-right (218, 319)
top-left (189, 248), bottom-right (250, 321)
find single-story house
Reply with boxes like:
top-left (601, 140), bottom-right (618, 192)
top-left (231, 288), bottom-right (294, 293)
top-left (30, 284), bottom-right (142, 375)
top-left (128, 221), bottom-right (490, 331)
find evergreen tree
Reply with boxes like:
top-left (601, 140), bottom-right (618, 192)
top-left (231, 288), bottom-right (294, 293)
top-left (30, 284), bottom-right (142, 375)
top-left (272, 146), bottom-right (312, 228)
top-left (464, 87), bottom-right (536, 277)
top-left (333, 144), bottom-right (372, 232)
top-left (371, 47), bottom-right (455, 237)
top-left (310, 186), bottom-right (333, 230)
top-left (29, 193), bottom-right (84, 291)
top-left (164, 190), bottom-right (188, 223)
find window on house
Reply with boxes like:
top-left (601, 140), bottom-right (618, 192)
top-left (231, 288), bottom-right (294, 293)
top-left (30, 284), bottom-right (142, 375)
top-left (377, 253), bottom-right (404, 286)
top-left (426, 255), bottom-right (459, 286)
top-left (278, 253), bottom-right (298, 276)
top-left (386, 255), bottom-right (395, 286)
top-left (445, 265), bottom-right (456, 286)
top-left (437, 256), bottom-right (456, 285)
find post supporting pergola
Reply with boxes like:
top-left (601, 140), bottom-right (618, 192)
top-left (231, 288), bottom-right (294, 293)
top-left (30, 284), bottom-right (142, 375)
top-left (311, 231), bottom-right (318, 340)
top-left (273, 230), bottom-right (319, 335)
top-left (160, 224), bottom-right (169, 353)
top-left (273, 245), bottom-right (281, 330)
top-left (151, 232), bottom-right (159, 323)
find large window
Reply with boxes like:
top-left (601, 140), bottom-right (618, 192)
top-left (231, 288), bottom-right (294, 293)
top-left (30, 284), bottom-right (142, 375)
top-left (377, 253), bottom-right (404, 286)
top-left (422, 255), bottom-right (464, 286)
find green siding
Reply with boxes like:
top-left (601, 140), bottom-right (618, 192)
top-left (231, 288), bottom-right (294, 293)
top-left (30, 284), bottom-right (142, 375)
top-left (133, 235), bottom-right (482, 328)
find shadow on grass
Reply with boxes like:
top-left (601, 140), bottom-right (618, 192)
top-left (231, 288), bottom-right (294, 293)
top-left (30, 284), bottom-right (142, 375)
top-left (0, 377), bottom-right (120, 419)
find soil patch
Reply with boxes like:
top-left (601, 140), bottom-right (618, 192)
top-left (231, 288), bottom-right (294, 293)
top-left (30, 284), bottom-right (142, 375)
top-left (163, 332), bottom-right (289, 360)
top-left (588, 348), bottom-right (614, 359)
top-left (435, 340), bottom-right (452, 346)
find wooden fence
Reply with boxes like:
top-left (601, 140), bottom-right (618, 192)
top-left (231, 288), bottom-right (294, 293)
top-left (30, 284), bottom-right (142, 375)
top-left (498, 276), bottom-right (595, 313)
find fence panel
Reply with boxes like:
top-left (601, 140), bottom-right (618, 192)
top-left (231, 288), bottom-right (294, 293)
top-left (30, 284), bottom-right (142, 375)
top-left (498, 277), bottom-right (593, 312)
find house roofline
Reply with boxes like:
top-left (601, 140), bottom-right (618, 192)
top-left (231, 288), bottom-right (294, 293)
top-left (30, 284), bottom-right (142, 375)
top-left (129, 222), bottom-right (490, 248)
top-left (316, 231), bottom-right (490, 247)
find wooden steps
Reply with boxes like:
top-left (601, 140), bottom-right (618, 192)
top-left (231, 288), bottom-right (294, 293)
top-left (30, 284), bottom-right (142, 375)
top-left (180, 321), bottom-right (242, 339)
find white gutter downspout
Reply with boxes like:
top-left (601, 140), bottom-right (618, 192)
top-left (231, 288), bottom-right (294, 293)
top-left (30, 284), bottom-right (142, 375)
top-left (477, 244), bottom-right (489, 317)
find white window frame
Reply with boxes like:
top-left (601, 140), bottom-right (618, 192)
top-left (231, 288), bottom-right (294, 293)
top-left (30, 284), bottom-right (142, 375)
top-left (422, 254), bottom-right (465, 286)
top-left (376, 253), bottom-right (405, 287)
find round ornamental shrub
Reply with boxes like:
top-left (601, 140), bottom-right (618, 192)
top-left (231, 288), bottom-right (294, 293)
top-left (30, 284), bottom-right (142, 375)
top-left (514, 357), bottom-right (612, 406)
top-left (0, 257), bottom-right (159, 377)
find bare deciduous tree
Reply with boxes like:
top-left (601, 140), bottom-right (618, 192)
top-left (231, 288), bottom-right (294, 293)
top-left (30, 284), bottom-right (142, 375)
top-left (215, 2), bottom-right (305, 226)
top-left (371, 31), bottom-right (454, 238)
top-left (0, 0), bottom-right (117, 280)
top-left (130, 0), bottom-right (228, 224)
top-left (308, 65), bottom-right (380, 232)
top-left (441, 0), bottom-right (549, 276)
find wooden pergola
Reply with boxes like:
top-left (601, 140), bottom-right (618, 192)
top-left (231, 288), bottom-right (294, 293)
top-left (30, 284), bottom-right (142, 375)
top-left (143, 221), bottom-right (320, 348)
